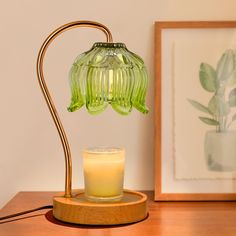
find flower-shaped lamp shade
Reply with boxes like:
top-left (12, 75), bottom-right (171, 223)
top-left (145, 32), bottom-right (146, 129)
top-left (68, 42), bottom-right (149, 115)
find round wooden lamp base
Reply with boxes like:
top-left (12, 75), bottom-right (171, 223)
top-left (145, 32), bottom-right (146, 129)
top-left (53, 189), bottom-right (148, 225)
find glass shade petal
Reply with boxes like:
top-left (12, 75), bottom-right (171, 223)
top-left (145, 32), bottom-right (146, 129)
top-left (68, 42), bottom-right (148, 115)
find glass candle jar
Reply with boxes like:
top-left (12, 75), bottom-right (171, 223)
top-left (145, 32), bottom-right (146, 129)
top-left (83, 147), bottom-right (125, 202)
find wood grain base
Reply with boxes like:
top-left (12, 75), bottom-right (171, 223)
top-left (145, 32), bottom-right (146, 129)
top-left (53, 189), bottom-right (148, 225)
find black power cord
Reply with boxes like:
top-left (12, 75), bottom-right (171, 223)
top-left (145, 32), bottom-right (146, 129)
top-left (0, 205), bottom-right (53, 221)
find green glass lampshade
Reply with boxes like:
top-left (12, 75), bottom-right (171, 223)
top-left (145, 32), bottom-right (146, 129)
top-left (68, 42), bottom-right (149, 115)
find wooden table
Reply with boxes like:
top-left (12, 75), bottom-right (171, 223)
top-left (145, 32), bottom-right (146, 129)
top-left (1, 191), bottom-right (236, 236)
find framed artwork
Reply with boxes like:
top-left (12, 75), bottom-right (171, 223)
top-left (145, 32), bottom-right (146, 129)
top-left (155, 21), bottom-right (236, 201)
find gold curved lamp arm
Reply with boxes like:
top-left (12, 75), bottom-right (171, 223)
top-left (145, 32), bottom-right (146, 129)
top-left (36, 21), bottom-right (113, 198)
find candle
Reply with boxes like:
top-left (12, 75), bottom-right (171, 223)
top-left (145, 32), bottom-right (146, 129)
top-left (83, 147), bottom-right (125, 202)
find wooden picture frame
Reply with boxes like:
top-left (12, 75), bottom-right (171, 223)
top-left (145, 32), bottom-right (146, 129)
top-left (155, 21), bottom-right (236, 201)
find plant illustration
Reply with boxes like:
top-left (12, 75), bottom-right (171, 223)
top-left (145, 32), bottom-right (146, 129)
top-left (188, 49), bottom-right (236, 132)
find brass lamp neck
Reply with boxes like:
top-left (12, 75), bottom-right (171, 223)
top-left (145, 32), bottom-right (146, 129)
top-left (36, 21), bottom-right (113, 198)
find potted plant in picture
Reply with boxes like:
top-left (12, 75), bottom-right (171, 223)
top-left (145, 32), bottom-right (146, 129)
top-left (188, 49), bottom-right (236, 171)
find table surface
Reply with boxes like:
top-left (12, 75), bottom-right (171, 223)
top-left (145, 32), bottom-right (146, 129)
top-left (1, 191), bottom-right (236, 236)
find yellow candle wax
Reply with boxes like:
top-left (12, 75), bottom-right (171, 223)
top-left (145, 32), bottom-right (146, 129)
top-left (83, 147), bottom-right (125, 202)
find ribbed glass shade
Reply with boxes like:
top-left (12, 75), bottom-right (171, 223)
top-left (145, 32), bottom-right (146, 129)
top-left (68, 42), bottom-right (148, 115)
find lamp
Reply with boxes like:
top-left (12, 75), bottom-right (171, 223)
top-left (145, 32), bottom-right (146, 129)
top-left (36, 20), bottom-right (149, 225)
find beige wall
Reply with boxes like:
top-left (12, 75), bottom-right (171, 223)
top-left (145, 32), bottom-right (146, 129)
top-left (0, 0), bottom-right (235, 208)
